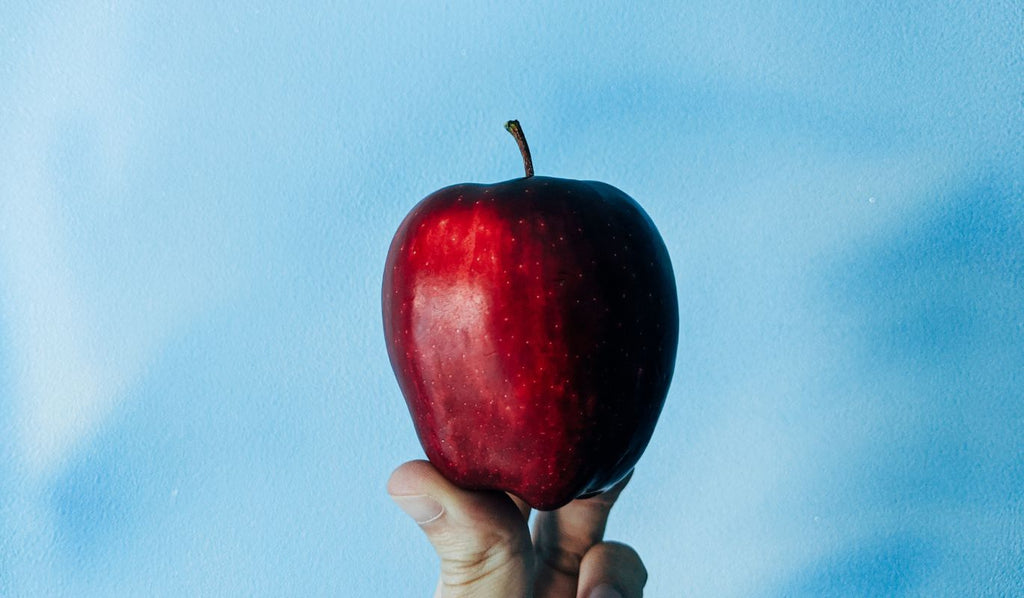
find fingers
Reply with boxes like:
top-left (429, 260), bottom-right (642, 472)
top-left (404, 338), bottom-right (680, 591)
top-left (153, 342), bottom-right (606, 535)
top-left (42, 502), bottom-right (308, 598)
top-left (576, 542), bottom-right (648, 598)
top-left (388, 460), bottom-right (534, 598)
top-left (531, 472), bottom-right (633, 597)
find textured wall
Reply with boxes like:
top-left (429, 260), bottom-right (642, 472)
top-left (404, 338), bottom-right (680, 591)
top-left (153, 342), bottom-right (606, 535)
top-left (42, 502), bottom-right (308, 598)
top-left (1, 2), bottom-right (1021, 596)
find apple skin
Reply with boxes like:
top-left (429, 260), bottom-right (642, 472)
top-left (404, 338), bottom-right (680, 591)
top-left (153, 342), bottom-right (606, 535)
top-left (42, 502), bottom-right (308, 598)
top-left (383, 175), bottom-right (678, 510)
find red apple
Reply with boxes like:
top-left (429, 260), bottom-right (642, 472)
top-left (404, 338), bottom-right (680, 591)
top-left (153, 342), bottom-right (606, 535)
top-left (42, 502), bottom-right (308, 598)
top-left (383, 121), bottom-right (678, 510)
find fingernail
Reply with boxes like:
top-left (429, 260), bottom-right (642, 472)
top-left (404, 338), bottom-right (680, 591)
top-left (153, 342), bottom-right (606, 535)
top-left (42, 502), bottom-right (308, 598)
top-left (390, 494), bottom-right (444, 524)
top-left (589, 583), bottom-right (623, 598)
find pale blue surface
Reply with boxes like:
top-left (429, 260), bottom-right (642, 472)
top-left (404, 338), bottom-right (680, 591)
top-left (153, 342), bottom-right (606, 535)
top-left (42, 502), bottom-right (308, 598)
top-left (1, 2), bottom-right (1022, 596)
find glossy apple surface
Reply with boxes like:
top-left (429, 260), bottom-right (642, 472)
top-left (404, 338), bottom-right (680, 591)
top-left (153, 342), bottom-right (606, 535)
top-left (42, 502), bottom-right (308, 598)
top-left (382, 126), bottom-right (678, 510)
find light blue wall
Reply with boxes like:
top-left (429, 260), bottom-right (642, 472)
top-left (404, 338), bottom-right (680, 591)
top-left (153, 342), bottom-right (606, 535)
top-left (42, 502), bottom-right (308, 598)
top-left (1, 2), bottom-right (1021, 596)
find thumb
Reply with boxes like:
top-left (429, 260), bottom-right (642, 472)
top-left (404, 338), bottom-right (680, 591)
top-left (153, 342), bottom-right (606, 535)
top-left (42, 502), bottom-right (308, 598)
top-left (388, 460), bottom-right (534, 598)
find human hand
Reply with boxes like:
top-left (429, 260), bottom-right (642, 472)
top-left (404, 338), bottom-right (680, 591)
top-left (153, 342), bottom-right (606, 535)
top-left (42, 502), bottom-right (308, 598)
top-left (388, 460), bottom-right (647, 597)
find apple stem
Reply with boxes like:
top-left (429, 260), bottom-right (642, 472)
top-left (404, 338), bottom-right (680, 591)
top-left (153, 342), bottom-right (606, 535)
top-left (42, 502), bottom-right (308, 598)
top-left (505, 120), bottom-right (534, 178)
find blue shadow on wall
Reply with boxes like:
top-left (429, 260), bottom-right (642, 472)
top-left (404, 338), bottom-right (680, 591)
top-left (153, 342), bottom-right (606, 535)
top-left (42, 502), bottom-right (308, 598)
top-left (777, 532), bottom-right (940, 597)
top-left (776, 172), bottom-right (1023, 595)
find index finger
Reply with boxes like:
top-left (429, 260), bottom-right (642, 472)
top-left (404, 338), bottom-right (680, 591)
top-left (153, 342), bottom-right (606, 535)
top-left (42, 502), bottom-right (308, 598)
top-left (531, 472), bottom-right (633, 597)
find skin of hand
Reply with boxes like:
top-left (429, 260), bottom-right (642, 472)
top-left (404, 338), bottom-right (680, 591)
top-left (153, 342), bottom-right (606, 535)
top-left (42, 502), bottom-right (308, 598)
top-left (388, 460), bottom-right (648, 598)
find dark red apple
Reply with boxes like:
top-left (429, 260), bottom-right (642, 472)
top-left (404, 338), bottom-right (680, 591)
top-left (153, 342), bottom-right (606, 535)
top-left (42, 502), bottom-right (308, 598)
top-left (382, 121), bottom-right (678, 510)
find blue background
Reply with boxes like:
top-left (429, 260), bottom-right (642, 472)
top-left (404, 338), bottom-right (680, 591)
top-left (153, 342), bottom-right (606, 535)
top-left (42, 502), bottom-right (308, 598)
top-left (1, 2), bottom-right (1021, 596)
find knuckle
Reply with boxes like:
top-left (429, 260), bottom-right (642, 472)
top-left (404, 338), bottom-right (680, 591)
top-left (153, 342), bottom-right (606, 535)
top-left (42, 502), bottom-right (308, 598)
top-left (594, 541), bottom-right (648, 585)
top-left (437, 528), bottom-right (532, 589)
top-left (536, 539), bottom-right (587, 577)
